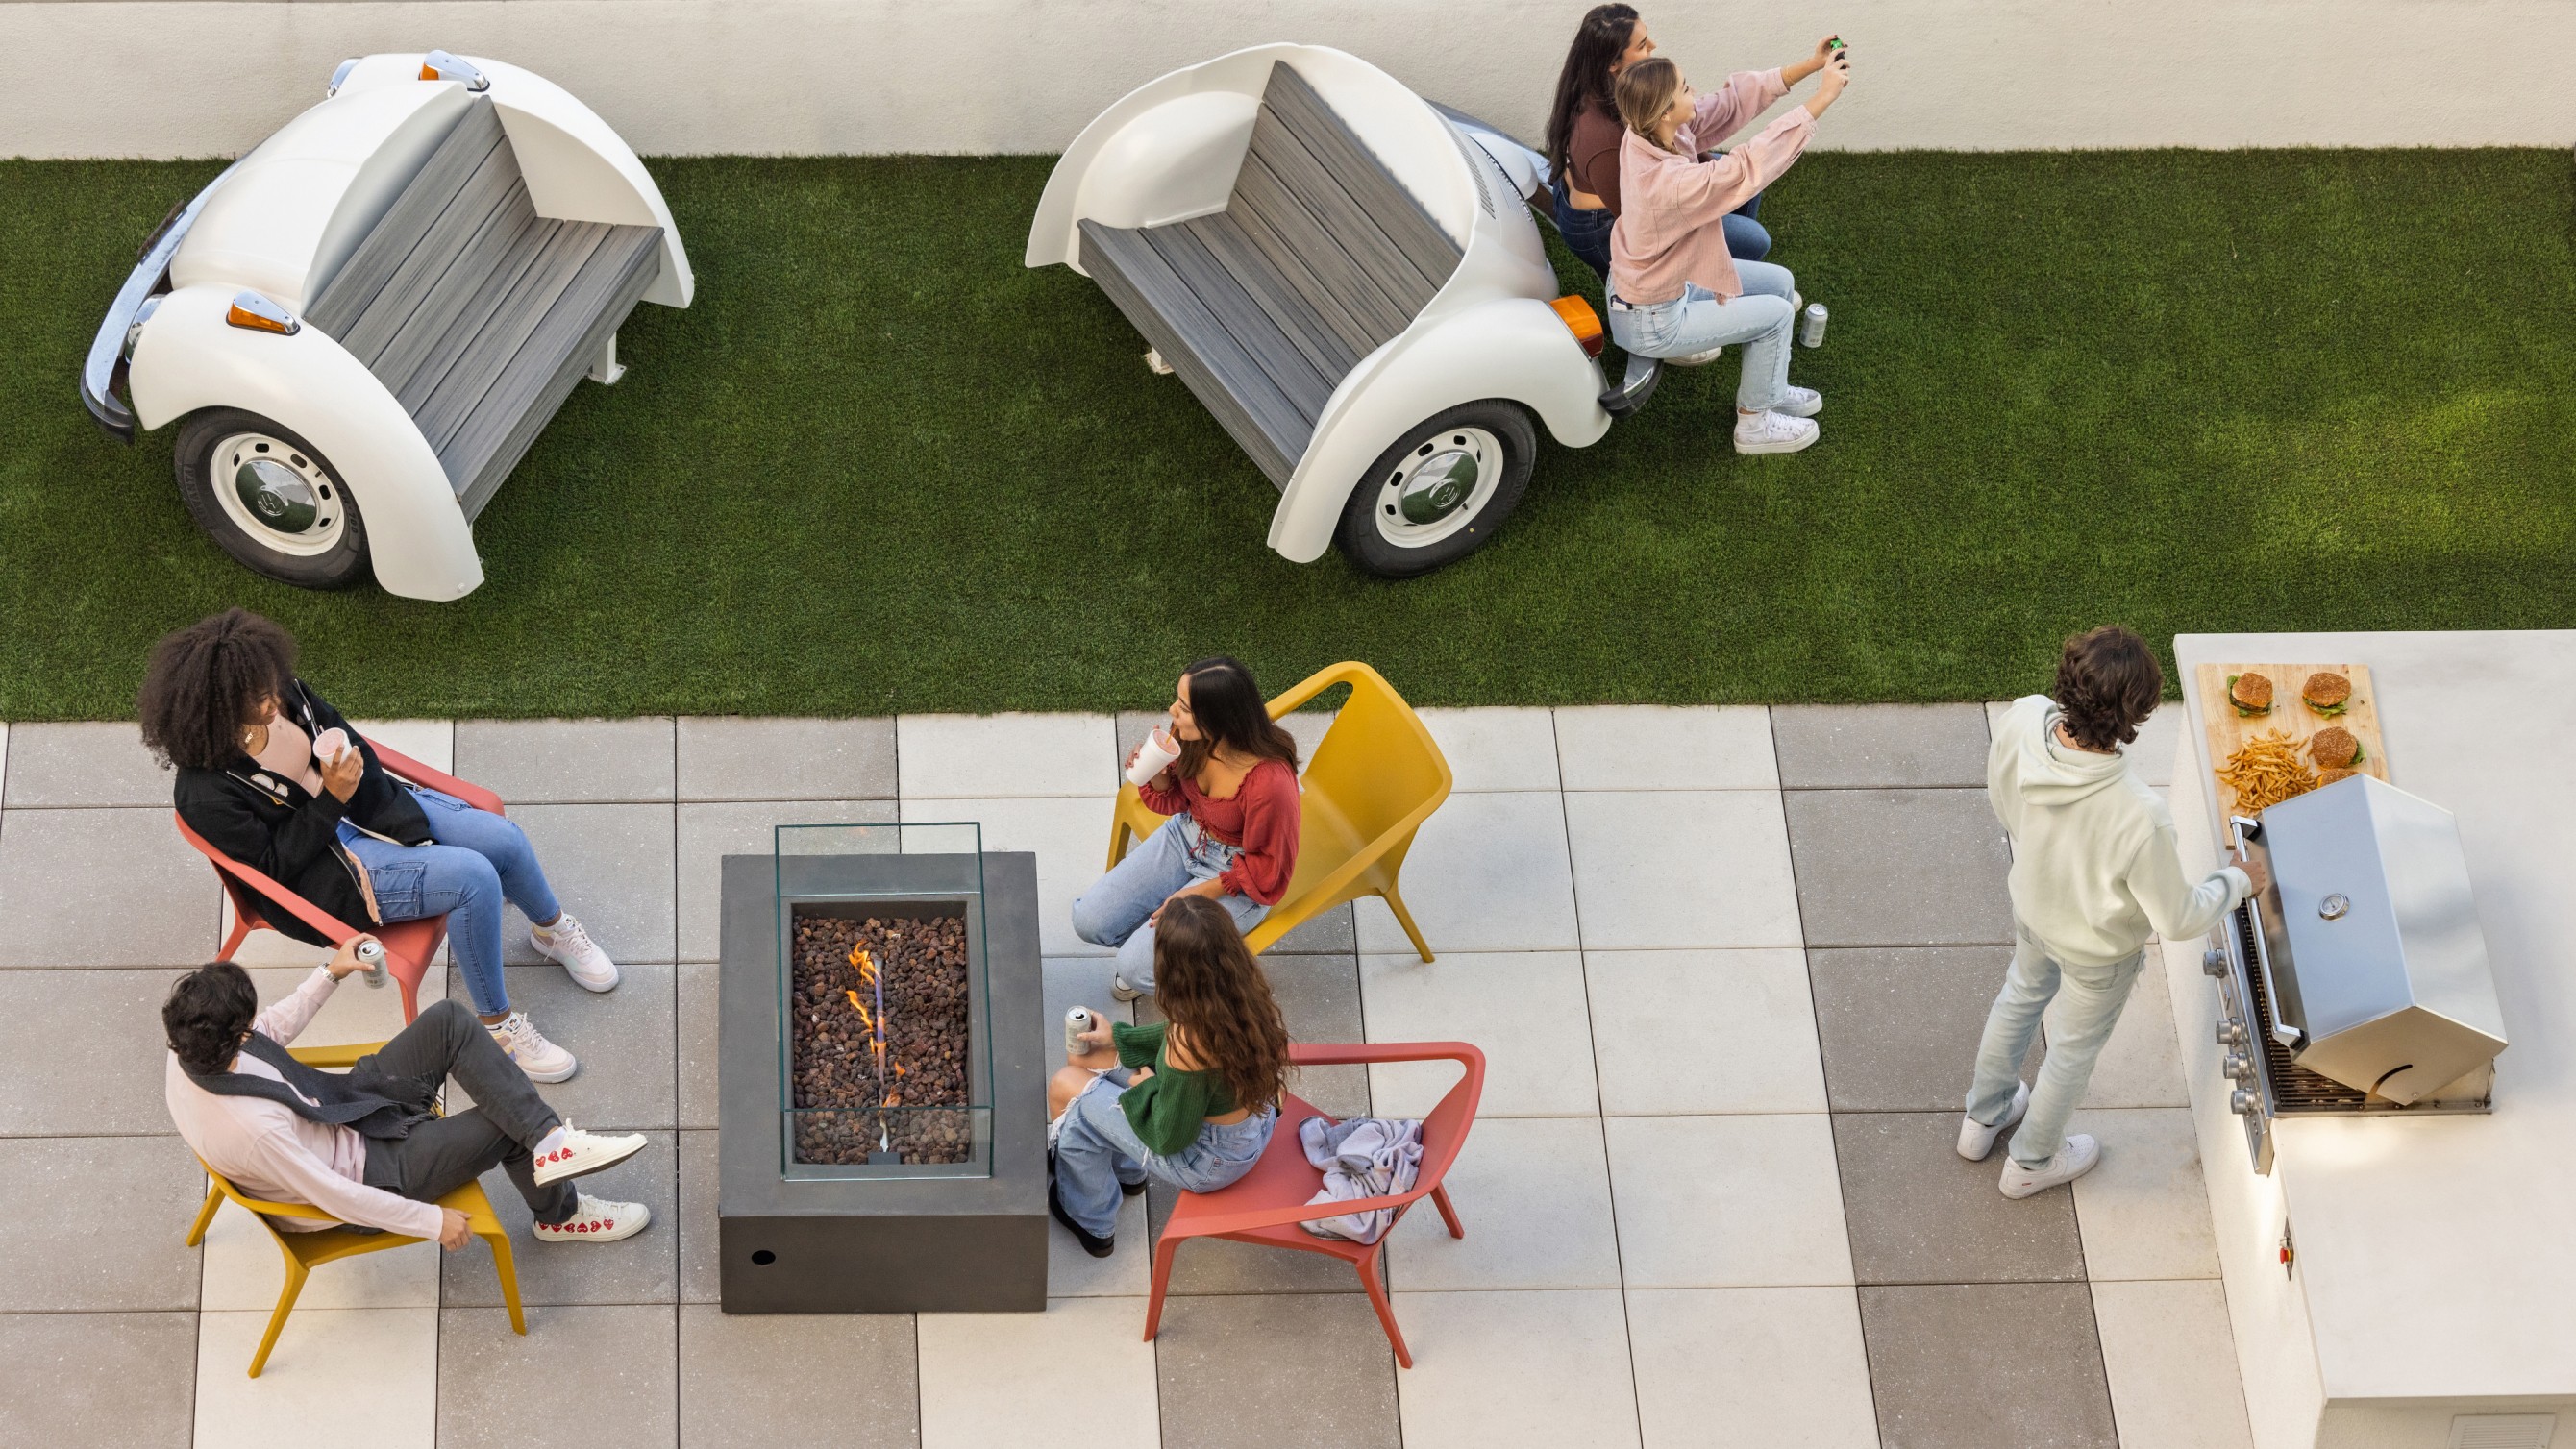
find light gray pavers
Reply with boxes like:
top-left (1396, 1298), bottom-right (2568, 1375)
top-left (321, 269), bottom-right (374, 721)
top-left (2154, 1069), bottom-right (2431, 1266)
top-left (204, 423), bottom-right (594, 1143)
top-left (1770, 702), bottom-right (1992, 788)
top-left (0, 1310), bottom-right (197, 1448)
top-left (447, 963), bottom-right (675, 1131)
top-left (1554, 704), bottom-right (1776, 790)
top-left (1387, 1289), bottom-right (1640, 1449)
top-left (679, 1128), bottom-right (717, 1304)
top-left (1602, 1115), bottom-right (1853, 1289)
top-left (439, 1130), bottom-right (678, 1307)
top-left (900, 712), bottom-right (1112, 798)
top-left (2067, 1107), bottom-right (2221, 1280)
top-left (1830, 1113), bottom-right (2087, 1285)
top-left (195, 1306), bottom-right (437, 1444)
top-left (1584, 949), bottom-right (1825, 1116)
top-left (437, 1304), bottom-right (677, 1446)
top-left (1858, 1283), bottom-right (2118, 1449)
top-left (0, 807), bottom-right (213, 967)
top-left (676, 798), bottom-right (896, 961)
top-left (1360, 950), bottom-right (1596, 1118)
top-left (1782, 789), bottom-right (2014, 946)
top-left (496, 802), bottom-right (675, 965)
top-left (1413, 706), bottom-right (1559, 792)
top-left (1807, 946), bottom-right (2028, 1111)
top-left (679, 1304), bottom-right (919, 1448)
top-left (1152, 1293), bottom-right (1400, 1449)
top-left (1562, 790), bottom-right (1801, 949)
top-left (2091, 1280), bottom-right (2256, 1448)
top-left (914, 1296), bottom-right (1158, 1448)
top-left (1626, 1287), bottom-right (1880, 1449)
top-left (676, 715), bottom-right (898, 801)
top-left (1145, 1179), bottom-right (1369, 1296)
top-left (454, 717), bottom-right (675, 802)
top-left (0, 968), bottom-right (186, 1134)
top-left (0, 721), bottom-right (169, 807)
top-left (0, 1134), bottom-right (207, 1310)
top-left (678, 962), bottom-right (718, 1128)
top-left (1383, 1117), bottom-right (1619, 1291)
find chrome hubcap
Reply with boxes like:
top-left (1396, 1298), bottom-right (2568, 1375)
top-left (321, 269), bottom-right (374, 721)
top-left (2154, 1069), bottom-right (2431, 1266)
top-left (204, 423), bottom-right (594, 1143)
top-left (1375, 427), bottom-right (1502, 549)
top-left (236, 457), bottom-right (318, 533)
top-left (211, 432), bottom-right (342, 555)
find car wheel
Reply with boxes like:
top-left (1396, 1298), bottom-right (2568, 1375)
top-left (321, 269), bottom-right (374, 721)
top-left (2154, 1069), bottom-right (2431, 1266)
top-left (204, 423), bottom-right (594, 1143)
top-left (174, 409), bottom-right (370, 589)
top-left (1334, 402), bottom-right (1536, 578)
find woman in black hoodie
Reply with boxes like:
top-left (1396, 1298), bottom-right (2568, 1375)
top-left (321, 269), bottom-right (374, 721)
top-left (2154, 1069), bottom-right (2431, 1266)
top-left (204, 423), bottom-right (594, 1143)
top-left (142, 609), bottom-right (615, 1083)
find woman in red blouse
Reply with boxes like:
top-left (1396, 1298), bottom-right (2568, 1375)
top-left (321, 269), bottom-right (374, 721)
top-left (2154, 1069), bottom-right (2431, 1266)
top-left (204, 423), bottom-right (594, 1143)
top-left (1074, 657), bottom-right (1303, 999)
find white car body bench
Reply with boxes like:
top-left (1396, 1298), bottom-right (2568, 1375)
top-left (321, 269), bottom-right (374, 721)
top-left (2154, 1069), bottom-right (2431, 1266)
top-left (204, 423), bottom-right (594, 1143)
top-left (82, 52), bottom-right (692, 599)
top-left (1028, 45), bottom-right (1657, 577)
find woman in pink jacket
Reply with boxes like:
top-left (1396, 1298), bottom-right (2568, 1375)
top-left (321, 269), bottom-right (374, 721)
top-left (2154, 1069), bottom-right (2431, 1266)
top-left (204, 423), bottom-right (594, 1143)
top-left (1608, 43), bottom-right (1850, 454)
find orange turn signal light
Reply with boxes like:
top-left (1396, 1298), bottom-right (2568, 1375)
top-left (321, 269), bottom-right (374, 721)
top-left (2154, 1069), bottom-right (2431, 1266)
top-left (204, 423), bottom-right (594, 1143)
top-left (225, 290), bottom-right (301, 336)
top-left (1550, 295), bottom-right (1605, 359)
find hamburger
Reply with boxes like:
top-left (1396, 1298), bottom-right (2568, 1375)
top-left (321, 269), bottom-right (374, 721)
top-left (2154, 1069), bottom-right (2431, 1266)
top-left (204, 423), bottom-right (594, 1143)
top-left (2302, 672), bottom-right (2352, 716)
top-left (2309, 725), bottom-right (2362, 771)
top-left (2227, 672), bottom-right (2274, 716)
top-left (2317, 767), bottom-right (2359, 786)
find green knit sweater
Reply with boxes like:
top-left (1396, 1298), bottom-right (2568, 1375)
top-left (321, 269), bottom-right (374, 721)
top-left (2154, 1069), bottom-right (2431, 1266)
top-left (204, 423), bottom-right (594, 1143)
top-left (1110, 1021), bottom-right (1239, 1157)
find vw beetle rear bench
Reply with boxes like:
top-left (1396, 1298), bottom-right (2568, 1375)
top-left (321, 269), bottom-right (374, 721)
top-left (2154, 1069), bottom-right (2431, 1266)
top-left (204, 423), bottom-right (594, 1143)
top-left (1028, 45), bottom-right (1657, 577)
top-left (82, 52), bottom-right (692, 600)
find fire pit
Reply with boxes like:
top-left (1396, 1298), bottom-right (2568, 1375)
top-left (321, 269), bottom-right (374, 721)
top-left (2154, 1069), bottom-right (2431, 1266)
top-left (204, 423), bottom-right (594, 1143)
top-left (718, 823), bottom-right (1046, 1313)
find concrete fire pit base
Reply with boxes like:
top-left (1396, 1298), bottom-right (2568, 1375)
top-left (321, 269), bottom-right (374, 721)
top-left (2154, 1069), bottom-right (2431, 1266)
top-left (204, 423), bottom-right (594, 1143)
top-left (717, 849), bottom-right (1046, 1313)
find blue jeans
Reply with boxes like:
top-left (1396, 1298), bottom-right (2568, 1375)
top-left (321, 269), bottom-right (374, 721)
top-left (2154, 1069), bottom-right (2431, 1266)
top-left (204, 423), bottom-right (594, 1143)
top-left (1550, 173), bottom-right (1769, 277)
top-left (340, 786), bottom-right (562, 1017)
top-left (1966, 928), bottom-right (2147, 1168)
top-left (1605, 260), bottom-right (1798, 410)
top-left (1070, 814), bottom-right (1268, 992)
top-left (1053, 1073), bottom-right (1276, 1237)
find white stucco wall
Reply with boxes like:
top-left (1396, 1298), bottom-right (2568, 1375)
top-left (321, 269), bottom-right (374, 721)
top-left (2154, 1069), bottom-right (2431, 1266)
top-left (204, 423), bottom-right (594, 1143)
top-left (5, 0), bottom-right (2570, 160)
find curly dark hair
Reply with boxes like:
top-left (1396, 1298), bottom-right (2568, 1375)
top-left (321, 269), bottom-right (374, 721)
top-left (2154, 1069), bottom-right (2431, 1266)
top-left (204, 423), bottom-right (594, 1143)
top-left (1152, 896), bottom-right (1292, 1113)
top-left (2054, 626), bottom-right (2164, 751)
top-left (137, 608), bottom-right (298, 771)
top-left (164, 961), bottom-right (260, 1076)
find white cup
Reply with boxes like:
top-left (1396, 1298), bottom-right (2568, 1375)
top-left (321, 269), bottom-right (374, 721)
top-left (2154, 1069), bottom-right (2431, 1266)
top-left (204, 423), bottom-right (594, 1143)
top-left (1126, 726), bottom-right (1182, 788)
top-left (312, 727), bottom-right (352, 765)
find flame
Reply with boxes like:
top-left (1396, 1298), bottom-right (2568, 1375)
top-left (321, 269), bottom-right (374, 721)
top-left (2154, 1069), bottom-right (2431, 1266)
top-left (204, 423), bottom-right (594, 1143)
top-left (847, 946), bottom-right (879, 989)
top-left (844, 990), bottom-right (874, 1034)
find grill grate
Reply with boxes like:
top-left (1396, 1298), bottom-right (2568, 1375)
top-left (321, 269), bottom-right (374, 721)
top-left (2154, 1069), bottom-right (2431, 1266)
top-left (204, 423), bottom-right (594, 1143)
top-left (2234, 904), bottom-right (2373, 1112)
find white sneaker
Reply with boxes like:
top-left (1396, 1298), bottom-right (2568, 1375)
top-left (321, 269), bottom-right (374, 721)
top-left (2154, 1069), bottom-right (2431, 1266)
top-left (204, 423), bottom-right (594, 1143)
top-left (532, 1193), bottom-right (652, 1243)
top-left (1998, 1134), bottom-right (2103, 1199)
top-left (1668, 344), bottom-right (1725, 366)
top-left (1956, 1081), bottom-right (2031, 1162)
top-left (531, 1124), bottom-right (649, 1187)
top-left (488, 1012), bottom-right (578, 1083)
top-left (1773, 385), bottom-right (1823, 418)
top-left (531, 913), bottom-right (619, 992)
top-left (1733, 409), bottom-right (1820, 454)
top-left (1110, 975), bottom-right (1148, 1003)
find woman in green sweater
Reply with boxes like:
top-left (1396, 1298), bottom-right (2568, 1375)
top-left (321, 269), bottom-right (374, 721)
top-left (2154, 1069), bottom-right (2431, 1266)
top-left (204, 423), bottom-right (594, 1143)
top-left (1047, 896), bottom-right (1291, 1257)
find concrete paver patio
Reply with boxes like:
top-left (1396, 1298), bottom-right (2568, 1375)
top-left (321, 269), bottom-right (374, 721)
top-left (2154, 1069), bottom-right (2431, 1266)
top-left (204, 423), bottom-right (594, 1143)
top-left (0, 705), bottom-right (2254, 1447)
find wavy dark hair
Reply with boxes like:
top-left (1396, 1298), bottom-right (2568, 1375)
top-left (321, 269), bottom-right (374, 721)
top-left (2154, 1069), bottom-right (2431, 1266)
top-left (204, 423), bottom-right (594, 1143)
top-left (138, 608), bottom-right (298, 771)
top-left (164, 961), bottom-right (260, 1076)
top-left (1152, 896), bottom-right (1292, 1112)
top-left (1174, 656), bottom-right (1300, 782)
top-left (2054, 626), bottom-right (2164, 751)
top-left (1544, 4), bottom-right (1642, 175)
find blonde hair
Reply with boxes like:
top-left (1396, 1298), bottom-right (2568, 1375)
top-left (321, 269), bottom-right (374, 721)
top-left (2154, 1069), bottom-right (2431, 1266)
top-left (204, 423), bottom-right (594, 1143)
top-left (1614, 57), bottom-right (1687, 150)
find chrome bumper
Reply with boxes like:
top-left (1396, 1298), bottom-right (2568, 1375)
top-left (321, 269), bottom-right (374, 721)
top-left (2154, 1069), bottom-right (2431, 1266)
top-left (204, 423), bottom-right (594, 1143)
top-left (81, 164), bottom-right (232, 442)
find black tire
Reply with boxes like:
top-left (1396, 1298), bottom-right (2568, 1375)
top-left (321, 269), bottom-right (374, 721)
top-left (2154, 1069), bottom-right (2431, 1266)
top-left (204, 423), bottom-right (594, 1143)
top-left (174, 409), bottom-right (370, 589)
top-left (1334, 401), bottom-right (1537, 578)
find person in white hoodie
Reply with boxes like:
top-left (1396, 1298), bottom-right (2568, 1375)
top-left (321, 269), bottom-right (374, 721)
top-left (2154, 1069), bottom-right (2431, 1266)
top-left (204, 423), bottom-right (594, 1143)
top-left (1961, 626), bottom-right (2269, 1197)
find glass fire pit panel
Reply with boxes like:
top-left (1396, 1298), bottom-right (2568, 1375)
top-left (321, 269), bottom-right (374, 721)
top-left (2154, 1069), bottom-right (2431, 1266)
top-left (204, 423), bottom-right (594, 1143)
top-left (775, 823), bottom-right (993, 1179)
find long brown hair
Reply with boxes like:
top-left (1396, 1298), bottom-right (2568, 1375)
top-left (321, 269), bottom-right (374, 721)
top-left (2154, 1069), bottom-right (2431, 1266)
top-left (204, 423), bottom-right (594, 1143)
top-left (1174, 656), bottom-right (1300, 784)
top-left (1543, 4), bottom-right (1641, 174)
top-left (1152, 896), bottom-right (1292, 1112)
top-left (138, 608), bottom-right (299, 771)
top-left (1614, 56), bottom-right (1687, 151)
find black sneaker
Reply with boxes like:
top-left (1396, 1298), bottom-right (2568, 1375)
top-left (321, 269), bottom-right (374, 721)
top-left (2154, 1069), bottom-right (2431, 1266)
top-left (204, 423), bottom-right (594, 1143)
top-left (1121, 1177), bottom-right (1148, 1198)
top-left (1048, 1176), bottom-right (1116, 1258)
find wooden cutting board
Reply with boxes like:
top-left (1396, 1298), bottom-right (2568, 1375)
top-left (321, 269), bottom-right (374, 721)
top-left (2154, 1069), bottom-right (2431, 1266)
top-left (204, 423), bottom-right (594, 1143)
top-left (2195, 662), bottom-right (2391, 819)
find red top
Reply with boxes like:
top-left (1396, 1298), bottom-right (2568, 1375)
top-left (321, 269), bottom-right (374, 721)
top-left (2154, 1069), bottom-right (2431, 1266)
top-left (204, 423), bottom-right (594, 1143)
top-left (1137, 757), bottom-right (1301, 905)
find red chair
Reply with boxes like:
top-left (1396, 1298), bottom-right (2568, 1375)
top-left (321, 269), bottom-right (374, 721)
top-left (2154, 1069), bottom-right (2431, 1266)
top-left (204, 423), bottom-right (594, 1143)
top-left (1143, 1041), bottom-right (1485, 1367)
top-left (173, 737), bottom-right (506, 1025)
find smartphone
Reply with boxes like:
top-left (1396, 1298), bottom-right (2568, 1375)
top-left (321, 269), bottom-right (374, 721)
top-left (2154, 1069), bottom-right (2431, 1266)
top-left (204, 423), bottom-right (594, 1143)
top-left (1826, 37), bottom-right (1848, 53)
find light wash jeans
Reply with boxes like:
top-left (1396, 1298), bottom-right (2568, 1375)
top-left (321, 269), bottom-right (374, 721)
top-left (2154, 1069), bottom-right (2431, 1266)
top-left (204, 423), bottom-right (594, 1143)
top-left (1053, 1072), bottom-right (1276, 1238)
top-left (1966, 927), bottom-right (2148, 1168)
top-left (1605, 258), bottom-right (1797, 411)
top-left (340, 786), bottom-right (563, 1017)
top-left (1069, 814), bottom-right (1268, 993)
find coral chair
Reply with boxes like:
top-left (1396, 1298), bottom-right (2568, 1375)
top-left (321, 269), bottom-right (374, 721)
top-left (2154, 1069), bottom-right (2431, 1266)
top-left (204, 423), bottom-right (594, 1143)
top-left (174, 736), bottom-right (503, 1024)
top-left (184, 1039), bottom-right (525, 1377)
top-left (1143, 1041), bottom-right (1484, 1367)
top-left (1106, 661), bottom-right (1452, 962)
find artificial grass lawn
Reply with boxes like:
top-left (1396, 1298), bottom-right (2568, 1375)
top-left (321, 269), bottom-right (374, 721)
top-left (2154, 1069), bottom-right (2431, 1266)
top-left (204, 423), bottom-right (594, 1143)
top-left (1, 149), bottom-right (2570, 720)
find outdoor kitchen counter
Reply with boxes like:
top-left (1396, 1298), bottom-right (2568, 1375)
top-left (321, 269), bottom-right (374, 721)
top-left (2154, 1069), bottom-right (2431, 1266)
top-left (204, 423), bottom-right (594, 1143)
top-left (2170, 631), bottom-right (2576, 1448)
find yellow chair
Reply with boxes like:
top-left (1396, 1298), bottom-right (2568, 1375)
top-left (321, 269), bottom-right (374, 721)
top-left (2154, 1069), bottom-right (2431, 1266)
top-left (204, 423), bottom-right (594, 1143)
top-left (1107, 660), bottom-right (1452, 962)
top-left (183, 1040), bottom-right (526, 1377)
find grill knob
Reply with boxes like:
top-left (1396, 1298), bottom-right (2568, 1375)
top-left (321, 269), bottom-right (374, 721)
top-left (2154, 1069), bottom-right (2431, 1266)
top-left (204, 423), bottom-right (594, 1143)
top-left (2201, 948), bottom-right (2229, 978)
top-left (2215, 1021), bottom-right (2247, 1046)
top-left (2223, 1053), bottom-right (2254, 1081)
top-left (2229, 1089), bottom-right (2260, 1115)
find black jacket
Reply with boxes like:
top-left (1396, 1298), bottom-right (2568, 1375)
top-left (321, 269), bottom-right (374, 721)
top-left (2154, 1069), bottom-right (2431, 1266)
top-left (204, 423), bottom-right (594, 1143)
top-left (172, 677), bottom-right (432, 946)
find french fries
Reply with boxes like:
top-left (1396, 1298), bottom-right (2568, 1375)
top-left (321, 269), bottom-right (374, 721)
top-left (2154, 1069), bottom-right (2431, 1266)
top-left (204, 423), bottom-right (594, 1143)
top-left (2218, 730), bottom-right (2318, 814)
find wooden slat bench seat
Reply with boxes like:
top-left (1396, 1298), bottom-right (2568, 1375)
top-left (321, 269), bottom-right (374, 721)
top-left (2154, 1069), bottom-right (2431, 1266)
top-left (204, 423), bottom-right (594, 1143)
top-left (1078, 63), bottom-right (1463, 487)
top-left (305, 98), bottom-right (663, 520)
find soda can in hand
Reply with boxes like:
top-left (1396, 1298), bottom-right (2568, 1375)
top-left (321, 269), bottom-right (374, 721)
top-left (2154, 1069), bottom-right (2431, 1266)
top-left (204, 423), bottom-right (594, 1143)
top-left (355, 937), bottom-right (388, 989)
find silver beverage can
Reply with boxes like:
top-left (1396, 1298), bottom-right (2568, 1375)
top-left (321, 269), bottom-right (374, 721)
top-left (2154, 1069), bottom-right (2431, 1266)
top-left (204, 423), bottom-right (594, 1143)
top-left (356, 937), bottom-right (387, 989)
top-left (1799, 303), bottom-right (1828, 348)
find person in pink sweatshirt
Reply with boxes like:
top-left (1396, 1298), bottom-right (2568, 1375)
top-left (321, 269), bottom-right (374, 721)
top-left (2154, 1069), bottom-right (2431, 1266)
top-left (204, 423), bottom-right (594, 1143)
top-left (1607, 43), bottom-right (1850, 454)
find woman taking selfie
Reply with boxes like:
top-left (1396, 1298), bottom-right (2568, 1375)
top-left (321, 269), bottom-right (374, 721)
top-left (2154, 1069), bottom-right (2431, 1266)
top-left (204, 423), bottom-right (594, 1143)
top-left (1048, 896), bottom-right (1290, 1257)
top-left (1543, 5), bottom-right (1778, 276)
top-left (142, 608), bottom-right (619, 1083)
top-left (1609, 40), bottom-right (1850, 454)
top-left (1072, 656), bottom-right (1301, 1000)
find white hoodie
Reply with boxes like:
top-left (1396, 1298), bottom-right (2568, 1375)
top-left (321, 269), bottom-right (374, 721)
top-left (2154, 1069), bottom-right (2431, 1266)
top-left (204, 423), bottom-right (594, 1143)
top-left (1990, 696), bottom-right (2249, 968)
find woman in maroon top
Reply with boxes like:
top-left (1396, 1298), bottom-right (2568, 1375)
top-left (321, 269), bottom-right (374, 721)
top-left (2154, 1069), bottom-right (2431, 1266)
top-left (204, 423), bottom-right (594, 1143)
top-left (1074, 657), bottom-right (1302, 999)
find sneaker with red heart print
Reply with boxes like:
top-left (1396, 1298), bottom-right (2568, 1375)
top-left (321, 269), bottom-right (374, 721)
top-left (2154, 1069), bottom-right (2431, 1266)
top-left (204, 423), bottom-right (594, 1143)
top-left (531, 1124), bottom-right (649, 1187)
top-left (533, 1193), bottom-right (652, 1243)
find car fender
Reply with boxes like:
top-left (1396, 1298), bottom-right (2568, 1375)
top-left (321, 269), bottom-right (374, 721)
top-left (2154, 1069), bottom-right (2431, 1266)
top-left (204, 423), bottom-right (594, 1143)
top-left (1267, 297), bottom-right (1611, 563)
top-left (126, 283), bottom-right (484, 601)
